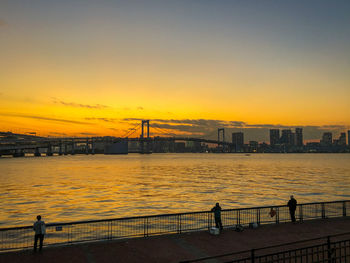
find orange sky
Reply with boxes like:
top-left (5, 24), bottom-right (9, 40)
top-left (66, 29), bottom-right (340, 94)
top-left (1, 1), bottom-right (349, 138)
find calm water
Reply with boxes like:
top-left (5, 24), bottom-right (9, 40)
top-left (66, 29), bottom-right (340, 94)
top-left (0, 153), bottom-right (349, 227)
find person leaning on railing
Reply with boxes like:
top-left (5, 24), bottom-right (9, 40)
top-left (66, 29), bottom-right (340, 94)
top-left (33, 215), bottom-right (46, 252)
top-left (287, 195), bottom-right (297, 223)
top-left (211, 202), bottom-right (223, 232)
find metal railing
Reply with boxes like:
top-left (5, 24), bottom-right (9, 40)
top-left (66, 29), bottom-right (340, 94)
top-left (0, 200), bottom-right (349, 253)
top-left (180, 232), bottom-right (350, 263)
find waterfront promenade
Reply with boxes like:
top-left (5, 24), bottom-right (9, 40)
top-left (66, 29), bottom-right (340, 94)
top-left (0, 217), bottom-right (349, 263)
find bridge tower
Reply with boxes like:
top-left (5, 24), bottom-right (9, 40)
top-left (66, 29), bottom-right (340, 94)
top-left (218, 128), bottom-right (225, 152)
top-left (141, 120), bottom-right (150, 139)
top-left (140, 120), bottom-right (151, 153)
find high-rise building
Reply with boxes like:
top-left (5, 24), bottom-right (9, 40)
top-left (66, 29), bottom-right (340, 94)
top-left (295, 128), bottom-right (303, 146)
top-left (232, 132), bottom-right (244, 152)
top-left (321, 132), bottom-right (332, 145)
top-left (280, 129), bottom-right (293, 145)
top-left (270, 129), bottom-right (280, 146)
top-left (339, 133), bottom-right (346, 146)
top-left (290, 133), bottom-right (296, 146)
top-left (348, 130), bottom-right (350, 146)
top-left (249, 141), bottom-right (258, 152)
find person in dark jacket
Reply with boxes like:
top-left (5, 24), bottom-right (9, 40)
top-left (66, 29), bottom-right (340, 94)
top-left (287, 195), bottom-right (297, 223)
top-left (33, 215), bottom-right (46, 252)
top-left (211, 202), bottom-right (223, 231)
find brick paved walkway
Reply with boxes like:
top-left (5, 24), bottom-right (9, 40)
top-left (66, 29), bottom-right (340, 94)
top-left (0, 217), bottom-right (349, 263)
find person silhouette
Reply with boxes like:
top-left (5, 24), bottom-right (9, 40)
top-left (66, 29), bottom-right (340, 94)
top-left (287, 195), bottom-right (297, 223)
top-left (33, 215), bottom-right (46, 252)
top-left (211, 202), bottom-right (223, 232)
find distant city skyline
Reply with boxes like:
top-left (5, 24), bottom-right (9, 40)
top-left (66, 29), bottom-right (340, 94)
top-left (1, 1), bottom-right (349, 137)
top-left (1, 123), bottom-right (349, 146)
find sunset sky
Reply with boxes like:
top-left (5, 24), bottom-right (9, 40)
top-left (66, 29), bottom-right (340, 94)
top-left (1, 0), bottom-right (349, 141)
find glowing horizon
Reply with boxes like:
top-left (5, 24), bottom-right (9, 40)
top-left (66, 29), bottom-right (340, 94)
top-left (1, 1), bottom-right (349, 141)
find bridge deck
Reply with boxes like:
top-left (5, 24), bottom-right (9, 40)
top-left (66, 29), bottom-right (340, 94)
top-left (0, 217), bottom-right (349, 263)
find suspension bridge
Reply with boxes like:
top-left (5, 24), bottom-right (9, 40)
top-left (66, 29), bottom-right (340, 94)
top-left (0, 120), bottom-right (235, 157)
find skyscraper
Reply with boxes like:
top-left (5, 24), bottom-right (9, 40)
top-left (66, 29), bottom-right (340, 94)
top-left (290, 133), bottom-right (296, 146)
top-left (348, 130), bottom-right (350, 146)
top-left (232, 132), bottom-right (244, 152)
top-left (270, 129), bottom-right (280, 146)
top-left (321, 132), bottom-right (332, 145)
top-left (295, 128), bottom-right (303, 147)
top-left (339, 133), bottom-right (346, 146)
top-left (280, 129), bottom-right (293, 145)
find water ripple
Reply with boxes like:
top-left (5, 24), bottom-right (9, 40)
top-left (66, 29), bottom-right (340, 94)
top-left (0, 153), bottom-right (349, 227)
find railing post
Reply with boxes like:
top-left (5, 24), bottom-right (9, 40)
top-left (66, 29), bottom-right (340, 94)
top-left (68, 225), bottom-right (71, 243)
top-left (257, 209), bottom-right (260, 226)
top-left (207, 212), bottom-right (210, 230)
top-left (343, 201), bottom-right (346, 217)
top-left (322, 203), bottom-right (326, 219)
top-left (327, 236), bottom-right (331, 263)
top-left (276, 207), bottom-right (279, 224)
top-left (178, 214), bottom-right (182, 234)
top-left (251, 249), bottom-right (255, 263)
top-left (146, 217), bottom-right (149, 237)
top-left (110, 220), bottom-right (113, 240)
top-left (237, 210), bottom-right (240, 225)
top-left (299, 205), bottom-right (303, 223)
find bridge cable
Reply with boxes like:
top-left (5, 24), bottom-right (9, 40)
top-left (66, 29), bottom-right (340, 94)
top-left (151, 126), bottom-right (176, 137)
top-left (152, 124), bottom-right (177, 136)
top-left (122, 123), bottom-right (141, 138)
top-left (124, 125), bottom-right (141, 138)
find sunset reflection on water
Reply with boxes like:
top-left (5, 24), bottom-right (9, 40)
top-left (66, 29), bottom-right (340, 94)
top-left (0, 153), bottom-right (349, 227)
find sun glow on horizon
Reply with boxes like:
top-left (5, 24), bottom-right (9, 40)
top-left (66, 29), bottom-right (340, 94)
top-left (1, 1), bottom-right (349, 139)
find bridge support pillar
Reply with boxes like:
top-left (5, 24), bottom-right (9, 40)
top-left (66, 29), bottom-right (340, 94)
top-left (64, 143), bottom-right (68, 155)
top-left (34, 147), bottom-right (41, 157)
top-left (46, 144), bottom-right (53, 156)
top-left (13, 149), bottom-right (25, 157)
top-left (85, 140), bottom-right (89, 154)
top-left (91, 140), bottom-right (95, 154)
top-left (58, 143), bottom-right (63, 155)
top-left (71, 141), bottom-right (75, 155)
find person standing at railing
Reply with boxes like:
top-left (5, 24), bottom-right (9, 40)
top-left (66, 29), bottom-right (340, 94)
top-left (33, 215), bottom-right (46, 252)
top-left (211, 203), bottom-right (223, 232)
top-left (287, 195), bottom-right (297, 223)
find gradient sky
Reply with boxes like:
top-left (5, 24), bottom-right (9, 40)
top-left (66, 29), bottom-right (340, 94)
top-left (1, 0), bottom-right (350, 141)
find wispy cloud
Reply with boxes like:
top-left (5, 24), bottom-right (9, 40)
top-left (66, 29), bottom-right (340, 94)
top-left (79, 132), bottom-right (97, 135)
top-left (108, 128), bottom-right (123, 132)
top-left (49, 132), bottom-right (68, 136)
top-left (123, 118), bottom-right (245, 129)
top-left (85, 117), bottom-right (118, 123)
top-left (52, 98), bottom-right (110, 109)
top-left (0, 113), bottom-right (91, 125)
